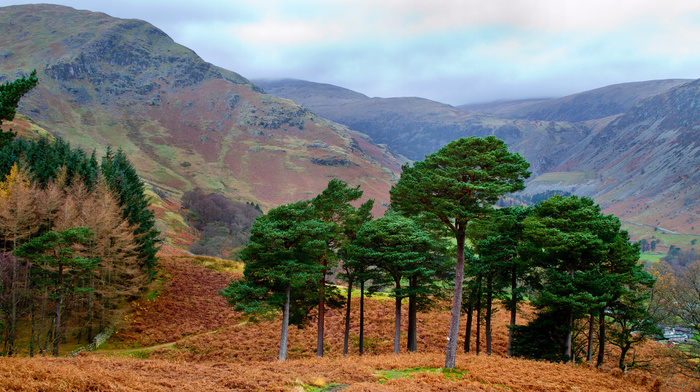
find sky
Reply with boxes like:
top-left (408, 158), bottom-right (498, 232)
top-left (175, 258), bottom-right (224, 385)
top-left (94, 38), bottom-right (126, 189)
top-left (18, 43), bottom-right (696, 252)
top-left (6, 0), bottom-right (700, 105)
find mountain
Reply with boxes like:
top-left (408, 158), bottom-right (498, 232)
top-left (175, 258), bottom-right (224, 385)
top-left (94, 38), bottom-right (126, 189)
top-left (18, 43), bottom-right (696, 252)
top-left (0, 4), bottom-right (401, 229)
top-left (549, 79), bottom-right (700, 232)
top-left (458, 79), bottom-right (690, 123)
top-left (256, 79), bottom-right (589, 177)
top-left (257, 79), bottom-right (700, 235)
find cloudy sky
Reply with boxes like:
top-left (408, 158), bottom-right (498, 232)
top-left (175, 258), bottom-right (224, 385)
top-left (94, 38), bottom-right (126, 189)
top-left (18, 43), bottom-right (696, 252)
top-left (7, 0), bottom-right (700, 104)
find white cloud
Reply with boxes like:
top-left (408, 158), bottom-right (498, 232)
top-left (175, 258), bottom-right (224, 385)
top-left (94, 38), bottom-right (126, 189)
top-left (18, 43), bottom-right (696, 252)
top-left (6, 0), bottom-right (700, 104)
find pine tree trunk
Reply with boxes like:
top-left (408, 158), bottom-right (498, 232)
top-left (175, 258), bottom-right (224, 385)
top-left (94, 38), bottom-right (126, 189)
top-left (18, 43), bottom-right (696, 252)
top-left (587, 313), bottom-right (595, 363)
top-left (407, 277), bottom-right (417, 352)
top-left (485, 276), bottom-right (493, 356)
top-left (564, 268), bottom-right (574, 362)
top-left (29, 305), bottom-right (35, 357)
top-left (53, 262), bottom-right (63, 357)
top-left (359, 280), bottom-right (365, 356)
top-left (507, 265), bottom-right (517, 357)
top-left (596, 309), bottom-right (606, 367)
top-left (476, 284), bottom-right (482, 356)
top-left (343, 277), bottom-right (353, 356)
top-left (445, 231), bottom-right (466, 368)
top-left (464, 301), bottom-right (473, 353)
top-left (279, 283), bottom-right (291, 362)
top-left (316, 264), bottom-right (326, 357)
top-left (393, 278), bottom-right (401, 355)
top-left (565, 309), bottom-right (573, 361)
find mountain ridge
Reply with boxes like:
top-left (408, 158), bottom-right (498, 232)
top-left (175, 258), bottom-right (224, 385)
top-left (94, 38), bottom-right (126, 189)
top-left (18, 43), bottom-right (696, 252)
top-left (256, 77), bottom-right (699, 234)
top-left (0, 4), bottom-right (401, 230)
top-left (256, 78), bottom-right (590, 177)
top-left (458, 79), bottom-right (691, 122)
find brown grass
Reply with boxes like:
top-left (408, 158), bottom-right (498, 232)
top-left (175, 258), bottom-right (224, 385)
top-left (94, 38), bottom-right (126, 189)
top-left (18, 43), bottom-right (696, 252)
top-left (2, 253), bottom-right (694, 391)
top-left (0, 353), bottom-right (656, 392)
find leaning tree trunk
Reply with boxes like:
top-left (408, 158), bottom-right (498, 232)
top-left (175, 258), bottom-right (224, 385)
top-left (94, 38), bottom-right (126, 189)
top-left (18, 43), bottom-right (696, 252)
top-left (619, 342), bottom-right (631, 370)
top-left (445, 231), bottom-right (466, 368)
top-left (279, 283), bottom-right (291, 362)
top-left (343, 277), bottom-right (354, 355)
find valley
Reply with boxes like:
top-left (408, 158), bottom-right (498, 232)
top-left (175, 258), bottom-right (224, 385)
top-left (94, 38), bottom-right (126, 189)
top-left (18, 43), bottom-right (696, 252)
top-left (0, 4), bottom-right (699, 392)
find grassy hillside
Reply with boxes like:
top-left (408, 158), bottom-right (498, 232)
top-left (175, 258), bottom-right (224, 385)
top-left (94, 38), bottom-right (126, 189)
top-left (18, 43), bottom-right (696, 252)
top-left (0, 4), bottom-right (401, 227)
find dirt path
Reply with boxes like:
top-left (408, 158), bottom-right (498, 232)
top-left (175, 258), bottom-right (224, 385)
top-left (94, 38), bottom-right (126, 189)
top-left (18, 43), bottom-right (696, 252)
top-left (92, 322), bottom-right (248, 355)
top-left (94, 341), bottom-right (178, 354)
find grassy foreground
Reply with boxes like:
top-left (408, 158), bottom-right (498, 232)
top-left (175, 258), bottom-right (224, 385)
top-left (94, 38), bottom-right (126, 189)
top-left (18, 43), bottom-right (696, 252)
top-left (0, 249), bottom-right (693, 391)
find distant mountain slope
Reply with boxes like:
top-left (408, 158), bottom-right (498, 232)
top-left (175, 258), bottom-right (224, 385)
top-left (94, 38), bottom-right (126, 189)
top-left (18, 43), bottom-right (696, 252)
top-left (0, 4), bottom-right (401, 227)
top-left (459, 79), bottom-right (690, 122)
top-left (257, 79), bottom-right (589, 176)
top-left (258, 78), bottom-right (700, 235)
top-left (551, 79), bottom-right (700, 232)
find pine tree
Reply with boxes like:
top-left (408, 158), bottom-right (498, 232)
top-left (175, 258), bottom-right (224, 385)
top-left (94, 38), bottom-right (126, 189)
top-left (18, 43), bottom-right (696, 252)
top-left (345, 212), bottom-right (449, 354)
top-left (390, 136), bottom-right (530, 368)
top-left (101, 148), bottom-right (159, 276)
top-left (0, 70), bottom-right (38, 148)
top-left (337, 198), bottom-right (374, 355)
top-left (310, 179), bottom-right (367, 357)
top-left (15, 227), bottom-right (99, 356)
top-left (220, 201), bottom-right (330, 361)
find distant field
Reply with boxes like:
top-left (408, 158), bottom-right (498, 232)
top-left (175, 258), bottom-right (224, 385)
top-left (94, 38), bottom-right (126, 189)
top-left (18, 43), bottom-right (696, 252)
top-left (623, 222), bottom-right (699, 253)
top-left (528, 171), bottom-right (598, 186)
top-left (639, 252), bottom-right (665, 263)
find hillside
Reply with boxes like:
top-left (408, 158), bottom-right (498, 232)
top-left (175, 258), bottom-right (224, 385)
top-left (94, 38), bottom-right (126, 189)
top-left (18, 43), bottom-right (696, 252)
top-left (256, 79), bottom-right (589, 177)
top-left (0, 4), bottom-right (401, 231)
top-left (1, 251), bottom-right (686, 391)
top-left (257, 78), bottom-right (700, 237)
top-left (551, 79), bottom-right (700, 233)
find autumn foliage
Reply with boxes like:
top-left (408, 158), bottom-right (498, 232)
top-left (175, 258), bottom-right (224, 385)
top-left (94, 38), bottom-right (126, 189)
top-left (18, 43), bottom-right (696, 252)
top-left (0, 253), bottom-right (677, 391)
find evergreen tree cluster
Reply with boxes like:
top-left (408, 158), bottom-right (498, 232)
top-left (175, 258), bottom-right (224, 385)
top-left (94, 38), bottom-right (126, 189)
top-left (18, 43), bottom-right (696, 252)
top-left (223, 136), bottom-right (656, 371)
top-left (0, 139), bottom-right (158, 357)
top-left (0, 139), bottom-right (159, 275)
top-left (0, 72), bottom-right (158, 358)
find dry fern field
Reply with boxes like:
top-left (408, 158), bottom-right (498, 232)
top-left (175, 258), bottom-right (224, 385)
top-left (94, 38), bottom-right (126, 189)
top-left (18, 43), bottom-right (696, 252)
top-left (0, 249), bottom-right (695, 391)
